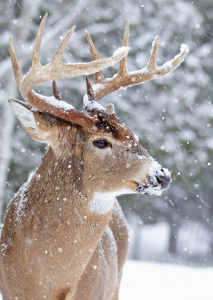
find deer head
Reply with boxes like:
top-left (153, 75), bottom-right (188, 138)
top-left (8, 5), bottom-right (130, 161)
top-left (9, 14), bottom-right (189, 214)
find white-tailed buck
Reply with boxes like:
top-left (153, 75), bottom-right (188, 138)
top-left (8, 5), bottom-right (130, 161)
top-left (0, 13), bottom-right (188, 300)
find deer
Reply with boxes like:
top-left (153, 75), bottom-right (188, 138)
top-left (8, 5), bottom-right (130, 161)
top-left (0, 13), bottom-right (188, 300)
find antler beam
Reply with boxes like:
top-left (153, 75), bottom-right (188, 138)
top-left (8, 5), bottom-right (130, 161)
top-left (9, 13), bottom-right (129, 106)
top-left (85, 21), bottom-right (189, 102)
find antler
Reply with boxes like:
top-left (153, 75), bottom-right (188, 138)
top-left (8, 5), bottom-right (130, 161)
top-left (84, 21), bottom-right (189, 106)
top-left (9, 13), bottom-right (129, 125)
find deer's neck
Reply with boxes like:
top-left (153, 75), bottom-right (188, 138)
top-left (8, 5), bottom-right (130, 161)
top-left (5, 148), bottom-right (114, 281)
top-left (23, 146), bottom-right (113, 228)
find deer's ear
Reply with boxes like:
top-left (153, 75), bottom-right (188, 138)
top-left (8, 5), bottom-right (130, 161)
top-left (9, 99), bottom-right (56, 144)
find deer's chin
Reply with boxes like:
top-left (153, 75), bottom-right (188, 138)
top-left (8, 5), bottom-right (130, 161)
top-left (135, 175), bottom-right (171, 197)
top-left (136, 183), bottom-right (164, 196)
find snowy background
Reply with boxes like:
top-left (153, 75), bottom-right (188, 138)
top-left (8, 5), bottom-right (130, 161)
top-left (0, 0), bottom-right (213, 294)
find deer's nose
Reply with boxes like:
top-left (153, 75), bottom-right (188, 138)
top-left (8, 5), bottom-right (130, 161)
top-left (156, 170), bottom-right (171, 190)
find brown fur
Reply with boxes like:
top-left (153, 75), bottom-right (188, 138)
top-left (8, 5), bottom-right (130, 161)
top-left (93, 111), bottom-right (135, 140)
top-left (0, 106), bottom-right (153, 300)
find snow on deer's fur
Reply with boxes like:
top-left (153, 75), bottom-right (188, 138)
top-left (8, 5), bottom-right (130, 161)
top-left (0, 13), bottom-right (188, 300)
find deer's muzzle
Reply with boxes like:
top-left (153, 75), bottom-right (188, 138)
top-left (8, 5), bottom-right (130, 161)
top-left (136, 161), bottom-right (171, 196)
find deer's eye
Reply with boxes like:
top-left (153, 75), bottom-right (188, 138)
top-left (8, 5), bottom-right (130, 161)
top-left (93, 139), bottom-right (111, 149)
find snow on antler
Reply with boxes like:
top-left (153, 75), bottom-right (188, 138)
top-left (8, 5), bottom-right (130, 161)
top-left (9, 13), bottom-right (129, 129)
top-left (84, 21), bottom-right (189, 107)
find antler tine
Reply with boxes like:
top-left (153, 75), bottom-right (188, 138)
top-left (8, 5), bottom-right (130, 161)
top-left (52, 25), bottom-right (76, 65)
top-left (85, 30), bottom-right (105, 84)
top-left (9, 13), bottom-right (132, 130)
top-left (10, 12), bottom-right (129, 105)
top-left (117, 21), bottom-right (129, 77)
top-left (170, 45), bottom-right (188, 68)
top-left (32, 13), bottom-right (48, 69)
top-left (90, 21), bottom-right (189, 101)
top-left (85, 30), bottom-right (100, 61)
top-left (147, 36), bottom-right (159, 71)
top-left (52, 80), bottom-right (61, 101)
top-left (85, 75), bottom-right (96, 101)
top-left (9, 37), bottom-right (23, 89)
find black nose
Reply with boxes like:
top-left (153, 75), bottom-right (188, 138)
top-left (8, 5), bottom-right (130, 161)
top-left (156, 171), bottom-right (171, 190)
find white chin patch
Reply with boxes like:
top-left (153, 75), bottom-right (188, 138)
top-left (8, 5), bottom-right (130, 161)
top-left (89, 189), bottom-right (134, 214)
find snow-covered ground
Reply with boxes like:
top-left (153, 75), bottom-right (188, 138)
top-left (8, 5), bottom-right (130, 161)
top-left (119, 260), bottom-right (213, 300)
top-left (0, 260), bottom-right (212, 300)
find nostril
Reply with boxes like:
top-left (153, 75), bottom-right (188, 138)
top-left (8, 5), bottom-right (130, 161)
top-left (157, 174), bottom-right (170, 183)
top-left (148, 163), bottom-right (171, 191)
top-left (156, 174), bottom-right (171, 189)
